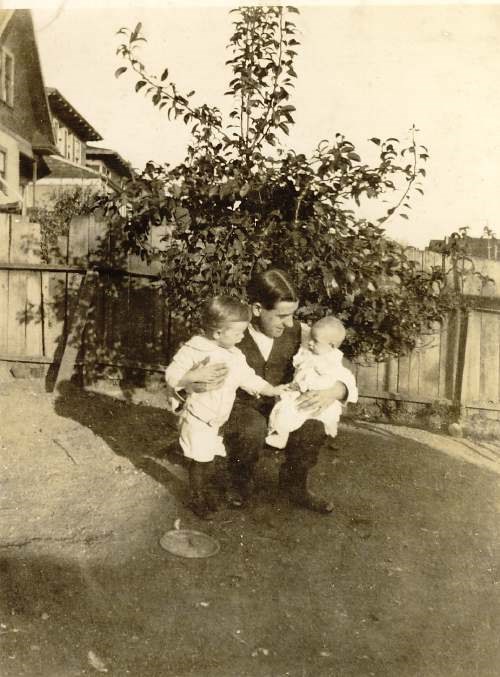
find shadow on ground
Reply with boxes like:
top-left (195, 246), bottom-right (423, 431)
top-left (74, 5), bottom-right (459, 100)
top-left (2, 383), bottom-right (500, 676)
top-left (53, 381), bottom-right (189, 504)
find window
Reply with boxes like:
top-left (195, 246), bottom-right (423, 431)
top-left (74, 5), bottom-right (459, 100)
top-left (56, 121), bottom-right (65, 156)
top-left (66, 131), bottom-right (73, 160)
top-left (74, 139), bottom-right (81, 165)
top-left (0, 149), bottom-right (7, 194)
top-left (1, 48), bottom-right (14, 106)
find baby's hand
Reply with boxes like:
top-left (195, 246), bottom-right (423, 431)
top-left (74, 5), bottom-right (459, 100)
top-left (273, 384), bottom-right (291, 398)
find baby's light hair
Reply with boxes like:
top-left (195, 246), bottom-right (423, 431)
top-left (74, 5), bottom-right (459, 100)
top-left (200, 295), bottom-right (251, 336)
top-left (312, 316), bottom-right (346, 346)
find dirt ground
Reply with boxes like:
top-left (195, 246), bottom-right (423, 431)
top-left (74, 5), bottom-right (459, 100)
top-left (1, 377), bottom-right (500, 677)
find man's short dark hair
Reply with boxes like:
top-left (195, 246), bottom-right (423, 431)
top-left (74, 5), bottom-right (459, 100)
top-left (247, 269), bottom-right (298, 310)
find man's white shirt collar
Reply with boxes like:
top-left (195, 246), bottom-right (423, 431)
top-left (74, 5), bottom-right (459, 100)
top-left (247, 321), bottom-right (310, 361)
top-left (248, 323), bottom-right (274, 361)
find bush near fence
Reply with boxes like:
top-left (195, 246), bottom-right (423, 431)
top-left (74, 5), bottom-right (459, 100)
top-left (1, 214), bottom-right (499, 434)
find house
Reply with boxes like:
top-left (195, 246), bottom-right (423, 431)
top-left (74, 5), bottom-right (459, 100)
top-left (429, 236), bottom-right (500, 260)
top-left (25, 89), bottom-right (134, 206)
top-left (0, 9), bottom-right (57, 212)
top-left (85, 146), bottom-right (133, 192)
top-left (24, 87), bottom-right (104, 206)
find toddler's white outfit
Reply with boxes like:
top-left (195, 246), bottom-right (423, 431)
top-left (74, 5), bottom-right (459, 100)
top-left (266, 345), bottom-right (358, 449)
top-left (165, 335), bottom-right (272, 462)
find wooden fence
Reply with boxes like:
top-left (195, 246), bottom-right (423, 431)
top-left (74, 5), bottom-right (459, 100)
top-left (348, 246), bottom-right (500, 418)
top-left (0, 212), bottom-right (171, 379)
top-left (1, 212), bottom-right (500, 422)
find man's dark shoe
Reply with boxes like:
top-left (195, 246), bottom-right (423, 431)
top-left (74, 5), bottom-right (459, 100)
top-left (278, 465), bottom-right (333, 514)
top-left (286, 490), bottom-right (334, 514)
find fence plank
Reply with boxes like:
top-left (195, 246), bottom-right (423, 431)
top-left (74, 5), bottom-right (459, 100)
top-left (0, 215), bottom-right (8, 355)
top-left (127, 276), bottom-right (152, 362)
top-left (42, 272), bottom-right (67, 360)
top-left (461, 311), bottom-right (482, 404)
top-left (408, 351), bottom-right (420, 394)
top-left (68, 215), bottom-right (89, 265)
top-left (107, 275), bottom-right (126, 364)
top-left (88, 210), bottom-right (109, 262)
top-left (356, 363), bottom-right (378, 393)
top-left (418, 336), bottom-right (440, 400)
top-left (0, 270), bottom-right (7, 352)
top-left (7, 272), bottom-right (27, 354)
top-left (376, 361), bottom-right (387, 393)
top-left (480, 312), bottom-right (500, 403)
top-left (397, 354), bottom-right (410, 393)
top-left (7, 218), bottom-right (26, 353)
top-left (0, 213), bottom-right (10, 260)
top-left (55, 271), bottom-right (98, 387)
top-left (438, 318), bottom-right (448, 399)
top-left (152, 288), bottom-right (166, 362)
top-left (385, 357), bottom-right (398, 393)
top-left (25, 271), bottom-right (43, 356)
top-left (10, 216), bottom-right (41, 263)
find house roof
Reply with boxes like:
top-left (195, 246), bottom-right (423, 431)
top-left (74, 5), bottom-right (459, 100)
top-left (43, 155), bottom-right (101, 180)
top-left (0, 10), bottom-right (14, 37)
top-left (2, 11), bottom-right (58, 156)
top-left (86, 145), bottom-right (133, 178)
top-left (46, 88), bottom-right (103, 142)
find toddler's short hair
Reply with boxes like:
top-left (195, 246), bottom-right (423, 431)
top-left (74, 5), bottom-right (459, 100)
top-left (200, 295), bottom-right (251, 335)
top-left (313, 315), bottom-right (346, 345)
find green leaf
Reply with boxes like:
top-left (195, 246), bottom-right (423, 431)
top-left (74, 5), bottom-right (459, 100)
top-left (135, 80), bottom-right (146, 92)
top-left (240, 183), bottom-right (251, 197)
top-left (115, 67), bottom-right (128, 78)
top-left (161, 68), bottom-right (169, 81)
top-left (370, 137), bottom-right (381, 145)
top-left (130, 22), bottom-right (142, 41)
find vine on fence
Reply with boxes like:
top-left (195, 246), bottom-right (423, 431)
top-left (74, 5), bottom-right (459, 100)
top-left (29, 186), bottom-right (98, 262)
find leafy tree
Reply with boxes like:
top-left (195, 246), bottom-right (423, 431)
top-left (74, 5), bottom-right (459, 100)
top-left (29, 186), bottom-right (98, 262)
top-left (101, 5), bottom-right (460, 359)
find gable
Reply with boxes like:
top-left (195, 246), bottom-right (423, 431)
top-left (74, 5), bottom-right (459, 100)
top-left (0, 10), bottom-right (56, 155)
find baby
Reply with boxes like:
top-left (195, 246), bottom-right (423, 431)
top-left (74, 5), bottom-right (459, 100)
top-left (266, 315), bottom-right (358, 449)
top-left (165, 295), bottom-right (284, 519)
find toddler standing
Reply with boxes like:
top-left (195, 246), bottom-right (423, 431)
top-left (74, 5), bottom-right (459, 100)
top-left (266, 316), bottom-right (358, 449)
top-left (165, 296), bottom-right (284, 519)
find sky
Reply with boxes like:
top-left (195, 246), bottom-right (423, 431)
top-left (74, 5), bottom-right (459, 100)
top-left (17, 2), bottom-right (500, 247)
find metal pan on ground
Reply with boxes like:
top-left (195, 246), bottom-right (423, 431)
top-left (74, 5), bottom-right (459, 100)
top-left (159, 529), bottom-right (220, 558)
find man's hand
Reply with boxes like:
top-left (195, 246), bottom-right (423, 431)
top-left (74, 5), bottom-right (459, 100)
top-left (178, 357), bottom-right (229, 394)
top-left (296, 381), bottom-right (348, 417)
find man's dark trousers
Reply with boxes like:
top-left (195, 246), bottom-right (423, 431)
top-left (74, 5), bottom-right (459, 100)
top-left (223, 321), bottom-right (327, 499)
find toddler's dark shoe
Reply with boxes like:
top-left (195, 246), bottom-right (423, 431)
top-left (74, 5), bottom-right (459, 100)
top-left (204, 485), bottom-right (221, 512)
top-left (226, 477), bottom-right (255, 509)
